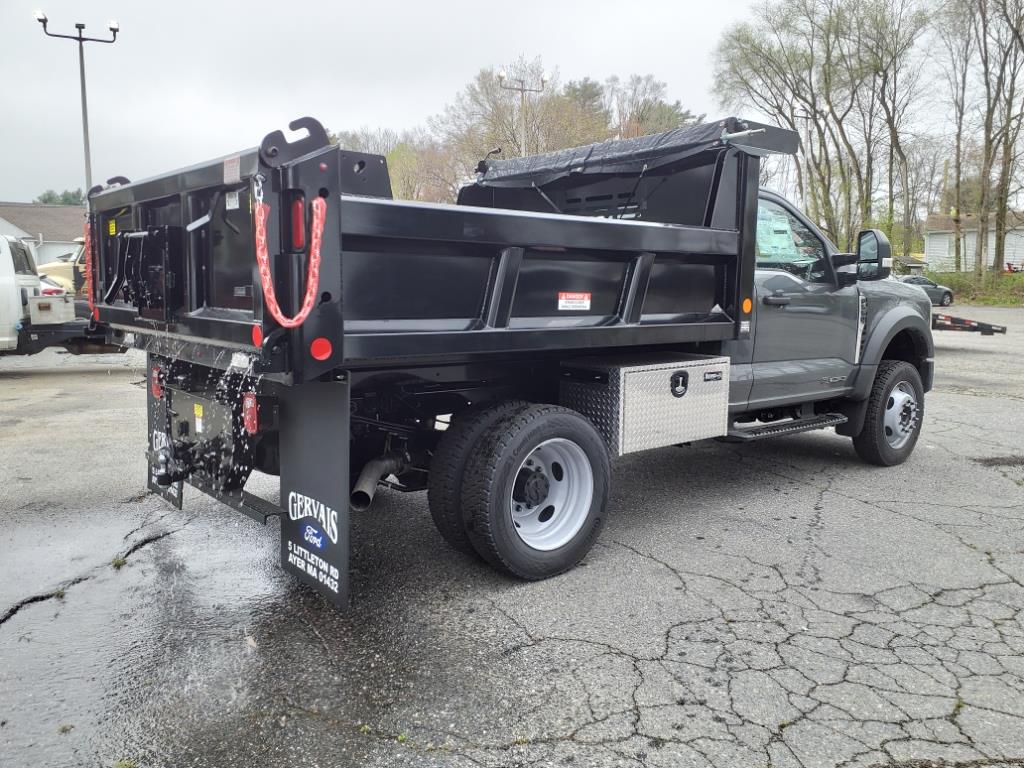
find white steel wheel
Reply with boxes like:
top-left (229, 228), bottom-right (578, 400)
top-left (883, 381), bottom-right (919, 450)
top-left (509, 438), bottom-right (594, 551)
top-left (461, 404), bottom-right (611, 580)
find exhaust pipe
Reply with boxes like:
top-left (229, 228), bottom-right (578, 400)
top-left (350, 454), bottom-right (405, 512)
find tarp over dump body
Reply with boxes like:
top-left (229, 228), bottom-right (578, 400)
top-left (467, 117), bottom-right (799, 187)
top-left (457, 118), bottom-right (798, 228)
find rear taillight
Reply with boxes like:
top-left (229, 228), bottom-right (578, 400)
top-left (150, 366), bottom-right (163, 399)
top-left (242, 392), bottom-right (259, 435)
top-left (41, 286), bottom-right (64, 296)
top-left (290, 196), bottom-right (306, 250)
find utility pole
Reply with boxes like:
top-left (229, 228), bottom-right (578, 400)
top-left (497, 70), bottom-right (550, 157)
top-left (34, 11), bottom-right (120, 192)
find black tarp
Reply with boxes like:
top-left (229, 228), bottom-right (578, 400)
top-left (474, 117), bottom-right (798, 188)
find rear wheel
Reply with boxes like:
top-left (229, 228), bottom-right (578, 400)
top-left (941, 292), bottom-right (953, 306)
top-left (462, 404), bottom-right (611, 580)
top-left (852, 360), bottom-right (924, 466)
top-left (427, 401), bottom-right (528, 555)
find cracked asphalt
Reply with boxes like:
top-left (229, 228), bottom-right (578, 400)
top-left (1, 305), bottom-right (1022, 768)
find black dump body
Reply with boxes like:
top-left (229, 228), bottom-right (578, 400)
top-left (87, 116), bottom-right (796, 381)
top-left (86, 116), bottom-right (796, 607)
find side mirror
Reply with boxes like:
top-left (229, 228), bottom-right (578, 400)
top-left (856, 229), bottom-right (892, 280)
top-left (831, 252), bottom-right (859, 287)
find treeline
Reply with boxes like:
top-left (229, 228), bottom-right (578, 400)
top-left (330, 57), bottom-right (702, 205)
top-left (716, 0), bottom-right (1023, 273)
top-left (334, 2), bottom-right (1023, 277)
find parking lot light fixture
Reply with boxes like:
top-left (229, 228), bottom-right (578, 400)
top-left (33, 11), bottom-right (119, 192)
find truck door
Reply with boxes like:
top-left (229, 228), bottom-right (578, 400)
top-left (747, 196), bottom-right (860, 408)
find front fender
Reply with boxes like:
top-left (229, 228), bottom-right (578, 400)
top-left (852, 306), bottom-right (934, 400)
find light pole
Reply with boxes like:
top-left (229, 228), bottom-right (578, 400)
top-left (34, 10), bottom-right (119, 192)
top-left (497, 70), bottom-right (549, 157)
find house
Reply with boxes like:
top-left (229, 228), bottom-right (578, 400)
top-left (894, 253), bottom-right (926, 275)
top-left (0, 201), bottom-right (85, 264)
top-left (924, 212), bottom-right (1024, 271)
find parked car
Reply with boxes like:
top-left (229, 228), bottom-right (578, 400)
top-left (900, 275), bottom-right (953, 306)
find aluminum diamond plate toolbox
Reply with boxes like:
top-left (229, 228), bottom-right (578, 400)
top-left (560, 354), bottom-right (730, 456)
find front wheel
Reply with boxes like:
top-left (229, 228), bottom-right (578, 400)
top-left (852, 360), bottom-right (924, 466)
top-left (462, 404), bottom-right (611, 580)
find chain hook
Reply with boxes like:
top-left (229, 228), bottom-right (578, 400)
top-left (253, 173), bottom-right (265, 205)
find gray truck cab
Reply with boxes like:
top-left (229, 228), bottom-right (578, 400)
top-left (722, 189), bottom-right (934, 464)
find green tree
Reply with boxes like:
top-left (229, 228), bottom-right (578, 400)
top-left (35, 188), bottom-right (85, 205)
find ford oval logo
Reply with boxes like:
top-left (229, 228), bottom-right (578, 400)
top-left (303, 524), bottom-right (325, 550)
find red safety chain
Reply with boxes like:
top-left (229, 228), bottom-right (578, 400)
top-left (82, 215), bottom-right (98, 320)
top-left (254, 187), bottom-right (326, 330)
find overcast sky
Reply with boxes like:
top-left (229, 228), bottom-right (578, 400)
top-left (0, 0), bottom-right (756, 202)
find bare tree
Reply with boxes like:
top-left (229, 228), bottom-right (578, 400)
top-left (971, 0), bottom-right (1021, 275)
top-left (861, 0), bottom-right (930, 257)
top-left (603, 75), bottom-right (702, 138)
top-left (937, 0), bottom-right (977, 270)
top-left (715, 0), bottom-right (892, 248)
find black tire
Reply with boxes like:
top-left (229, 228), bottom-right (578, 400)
top-left (462, 404), bottom-right (611, 580)
top-left (852, 360), bottom-right (924, 467)
top-left (427, 401), bottom-right (529, 555)
top-left (941, 292), bottom-right (953, 306)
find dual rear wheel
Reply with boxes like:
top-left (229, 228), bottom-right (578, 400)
top-left (428, 403), bottom-right (610, 580)
top-left (429, 361), bottom-right (925, 580)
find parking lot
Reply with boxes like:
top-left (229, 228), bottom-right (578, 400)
top-left (1, 305), bottom-right (1022, 768)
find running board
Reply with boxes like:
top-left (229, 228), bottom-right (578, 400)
top-left (724, 413), bottom-right (848, 442)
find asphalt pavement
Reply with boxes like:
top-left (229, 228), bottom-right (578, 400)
top-left (1, 306), bottom-right (1022, 768)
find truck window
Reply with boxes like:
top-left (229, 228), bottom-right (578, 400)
top-left (755, 199), bottom-right (829, 283)
top-left (9, 240), bottom-right (36, 275)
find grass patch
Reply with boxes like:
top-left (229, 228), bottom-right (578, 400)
top-left (112, 760), bottom-right (138, 768)
top-left (58, 724), bottom-right (74, 734)
top-left (925, 271), bottom-right (1024, 306)
top-left (111, 555), bottom-right (127, 570)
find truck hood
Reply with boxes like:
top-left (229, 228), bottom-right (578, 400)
top-left (862, 277), bottom-right (933, 321)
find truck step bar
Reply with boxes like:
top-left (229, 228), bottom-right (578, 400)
top-left (932, 313), bottom-right (1007, 335)
top-left (725, 413), bottom-right (848, 442)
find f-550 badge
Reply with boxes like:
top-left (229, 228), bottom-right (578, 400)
top-left (819, 375), bottom-right (848, 384)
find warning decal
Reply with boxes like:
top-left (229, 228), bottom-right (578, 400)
top-left (558, 291), bottom-right (591, 311)
top-left (223, 154), bottom-right (241, 185)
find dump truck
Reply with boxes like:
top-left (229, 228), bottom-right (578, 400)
top-left (86, 117), bottom-right (934, 607)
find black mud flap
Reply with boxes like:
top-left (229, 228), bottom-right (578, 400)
top-left (279, 380), bottom-right (350, 609)
top-left (146, 354), bottom-right (183, 509)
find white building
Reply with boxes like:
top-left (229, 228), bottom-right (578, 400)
top-left (0, 202), bottom-right (85, 264)
top-left (924, 212), bottom-right (1024, 272)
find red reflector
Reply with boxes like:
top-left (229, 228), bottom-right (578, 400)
top-left (251, 324), bottom-right (263, 348)
top-left (291, 197), bottom-right (306, 250)
top-left (242, 392), bottom-right (259, 435)
top-left (310, 337), bottom-right (332, 361)
top-left (150, 367), bottom-right (163, 399)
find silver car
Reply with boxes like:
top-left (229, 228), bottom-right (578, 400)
top-left (900, 275), bottom-right (953, 306)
